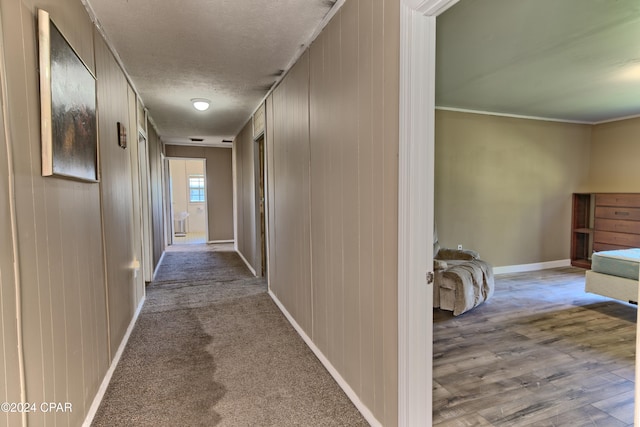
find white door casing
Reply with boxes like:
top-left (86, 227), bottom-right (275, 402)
top-left (398, 0), bottom-right (459, 425)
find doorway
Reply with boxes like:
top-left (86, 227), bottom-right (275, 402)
top-left (255, 135), bottom-right (267, 276)
top-left (168, 158), bottom-right (208, 245)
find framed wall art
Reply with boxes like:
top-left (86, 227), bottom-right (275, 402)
top-left (38, 9), bottom-right (98, 182)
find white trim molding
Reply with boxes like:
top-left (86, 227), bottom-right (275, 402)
top-left (493, 259), bottom-right (571, 275)
top-left (398, 3), bottom-right (435, 426)
top-left (268, 291), bottom-right (382, 427)
top-left (83, 297), bottom-right (146, 427)
top-left (398, 0), bottom-right (459, 425)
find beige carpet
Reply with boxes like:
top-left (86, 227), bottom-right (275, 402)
top-left (92, 245), bottom-right (367, 426)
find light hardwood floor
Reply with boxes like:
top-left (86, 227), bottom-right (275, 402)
top-left (433, 267), bottom-right (636, 426)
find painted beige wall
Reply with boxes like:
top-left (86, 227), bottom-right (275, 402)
top-left (149, 125), bottom-right (165, 268)
top-left (1, 2), bottom-right (109, 425)
top-left (127, 85), bottom-right (145, 304)
top-left (235, 120), bottom-right (260, 273)
top-left (588, 117), bottom-right (640, 192)
top-left (435, 110), bottom-right (592, 267)
top-left (0, 23), bottom-right (22, 425)
top-left (165, 145), bottom-right (234, 241)
top-left (269, 51), bottom-right (313, 332)
top-left (0, 0), bottom-right (146, 424)
top-left (95, 32), bottom-right (140, 357)
top-left (259, 0), bottom-right (400, 424)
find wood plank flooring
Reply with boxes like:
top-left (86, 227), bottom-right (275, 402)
top-left (433, 267), bottom-right (636, 426)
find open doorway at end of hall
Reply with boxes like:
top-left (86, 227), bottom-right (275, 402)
top-left (168, 158), bottom-right (208, 245)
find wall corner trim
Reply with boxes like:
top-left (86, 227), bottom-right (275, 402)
top-left (268, 291), bottom-right (383, 427)
top-left (82, 296), bottom-right (146, 426)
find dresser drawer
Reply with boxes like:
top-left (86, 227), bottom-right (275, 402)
top-left (594, 230), bottom-right (640, 247)
top-left (594, 218), bottom-right (640, 234)
top-left (596, 193), bottom-right (640, 208)
top-left (595, 206), bottom-right (640, 221)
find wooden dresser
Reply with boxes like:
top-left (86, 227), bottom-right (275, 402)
top-left (571, 193), bottom-right (640, 268)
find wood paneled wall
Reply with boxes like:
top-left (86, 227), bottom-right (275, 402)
top-left (95, 32), bottom-right (138, 356)
top-left (148, 125), bottom-right (166, 268)
top-left (259, 1), bottom-right (401, 424)
top-left (127, 85), bottom-right (146, 304)
top-left (269, 51), bottom-right (313, 332)
top-left (0, 22), bottom-right (22, 426)
top-left (0, 0), bottom-right (146, 424)
top-left (165, 145), bottom-right (234, 241)
top-left (235, 121), bottom-right (260, 273)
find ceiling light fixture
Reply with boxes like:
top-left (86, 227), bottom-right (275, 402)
top-left (191, 98), bottom-right (210, 111)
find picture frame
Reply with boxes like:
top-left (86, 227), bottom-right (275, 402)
top-left (38, 9), bottom-right (98, 182)
top-left (117, 122), bottom-right (127, 149)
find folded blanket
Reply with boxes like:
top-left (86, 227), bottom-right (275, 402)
top-left (440, 259), bottom-right (494, 316)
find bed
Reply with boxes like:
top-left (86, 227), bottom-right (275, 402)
top-left (585, 248), bottom-right (640, 304)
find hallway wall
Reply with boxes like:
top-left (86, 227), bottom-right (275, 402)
top-left (149, 125), bottom-right (166, 268)
top-left (0, 23), bottom-right (22, 426)
top-left (95, 31), bottom-right (141, 358)
top-left (0, 0), bottom-right (147, 425)
top-left (234, 120), bottom-right (260, 274)
top-left (256, 0), bottom-right (401, 424)
top-left (165, 144), bottom-right (234, 241)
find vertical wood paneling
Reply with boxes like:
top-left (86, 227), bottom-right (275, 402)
top-left (95, 33), bottom-right (136, 357)
top-left (234, 121), bottom-right (260, 273)
top-left (1, 1), bottom-right (112, 425)
top-left (271, 51), bottom-right (312, 331)
top-left (148, 125), bottom-right (165, 268)
top-left (0, 15), bottom-right (23, 425)
top-left (340, 0), bottom-right (361, 391)
top-left (127, 85), bottom-right (145, 304)
top-left (309, 30), bottom-right (329, 355)
top-left (382, 1), bottom-right (400, 424)
top-left (357, 0), bottom-right (375, 408)
top-left (267, 0), bottom-right (400, 424)
top-left (326, 13), bottom-right (345, 373)
top-left (265, 95), bottom-right (276, 285)
top-left (370, 0), bottom-right (386, 417)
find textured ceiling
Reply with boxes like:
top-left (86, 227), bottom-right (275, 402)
top-left (84, 0), bottom-right (640, 143)
top-left (437, 0), bottom-right (640, 123)
top-left (84, 0), bottom-right (335, 145)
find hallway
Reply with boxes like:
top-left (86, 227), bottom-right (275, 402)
top-left (91, 244), bottom-right (366, 426)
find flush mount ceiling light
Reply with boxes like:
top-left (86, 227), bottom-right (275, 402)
top-left (191, 98), bottom-right (210, 111)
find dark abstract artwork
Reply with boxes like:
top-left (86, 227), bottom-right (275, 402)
top-left (39, 9), bottom-right (97, 182)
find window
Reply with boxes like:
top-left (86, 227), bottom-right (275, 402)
top-left (188, 175), bottom-right (205, 202)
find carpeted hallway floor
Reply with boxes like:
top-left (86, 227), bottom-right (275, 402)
top-left (91, 244), bottom-right (367, 426)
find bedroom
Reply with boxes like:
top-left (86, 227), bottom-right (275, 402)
top-left (432, 0), bottom-right (640, 424)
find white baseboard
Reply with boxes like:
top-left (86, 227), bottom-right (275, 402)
top-left (152, 251), bottom-right (166, 281)
top-left (268, 291), bottom-right (382, 427)
top-left (236, 249), bottom-right (257, 276)
top-left (82, 296), bottom-right (145, 426)
top-left (208, 239), bottom-right (234, 244)
top-left (494, 259), bottom-right (571, 275)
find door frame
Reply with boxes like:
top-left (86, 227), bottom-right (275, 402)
top-left (254, 133), bottom-right (267, 277)
top-left (166, 157), bottom-right (209, 245)
top-left (398, 0), bottom-right (459, 425)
